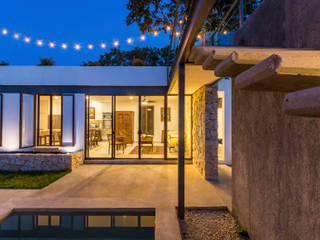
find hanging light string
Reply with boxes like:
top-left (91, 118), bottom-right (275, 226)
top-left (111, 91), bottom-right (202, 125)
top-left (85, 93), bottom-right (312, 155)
top-left (0, 26), bottom-right (163, 51)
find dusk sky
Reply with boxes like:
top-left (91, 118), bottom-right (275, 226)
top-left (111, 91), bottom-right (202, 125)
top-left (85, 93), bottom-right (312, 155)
top-left (0, 0), bottom-right (169, 66)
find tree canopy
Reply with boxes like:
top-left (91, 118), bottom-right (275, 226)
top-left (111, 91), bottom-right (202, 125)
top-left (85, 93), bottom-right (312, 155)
top-left (0, 61), bottom-right (9, 66)
top-left (82, 46), bottom-right (174, 66)
top-left (38, 57), bottom-right (55, 66)
top-left (126, 0), bottom-right (262, 34)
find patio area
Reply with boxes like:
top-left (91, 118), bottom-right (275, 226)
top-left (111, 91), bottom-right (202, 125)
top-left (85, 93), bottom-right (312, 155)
top-left (0, 164), bottom-right (231, 239)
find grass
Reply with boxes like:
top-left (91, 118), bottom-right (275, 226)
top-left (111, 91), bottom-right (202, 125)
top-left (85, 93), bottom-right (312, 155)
top-left (0, 170), bottom-right (71, 189)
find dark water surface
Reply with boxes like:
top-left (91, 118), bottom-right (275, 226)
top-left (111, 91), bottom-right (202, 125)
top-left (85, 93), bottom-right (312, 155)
top-left (0, 208), bottom-right (155, 239)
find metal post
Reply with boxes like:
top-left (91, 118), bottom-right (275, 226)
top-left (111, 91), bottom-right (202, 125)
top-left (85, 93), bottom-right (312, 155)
top-left (178, 61), bottom-right (185, 220)
top-left (239, 0), bottom-right (244, 27)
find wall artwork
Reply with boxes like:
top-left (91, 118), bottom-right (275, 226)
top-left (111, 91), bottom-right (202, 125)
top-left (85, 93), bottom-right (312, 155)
top-left (89, 107), bottom-right (95, 119)
top-left (161, 107), bottom-right (171, 121)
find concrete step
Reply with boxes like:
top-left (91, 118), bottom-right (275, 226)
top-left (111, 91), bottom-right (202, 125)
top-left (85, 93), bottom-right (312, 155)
top-left (84, 159), bottom-right (193, 165)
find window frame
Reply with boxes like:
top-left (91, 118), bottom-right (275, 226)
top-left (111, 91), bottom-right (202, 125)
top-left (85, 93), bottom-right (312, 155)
top-left (19, 93), bottom-right (36, 148)
top-left (37, 94), bottom-right (75, 147)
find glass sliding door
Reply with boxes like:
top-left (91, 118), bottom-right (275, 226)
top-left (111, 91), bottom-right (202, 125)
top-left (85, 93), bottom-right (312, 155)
top-left (115, 96), bottom-right (139, 158)
top-left (87, 96), bottom-right (113, 158)
top-left (52, 96), bottom-right (62, 146)
top-left (38, 95), bottom-right (62, 146)
top-left (38, 96), bottom-right (51, 146)
top-left (140, 96), bottom-right (164, 159)
top-left (167, 95), bottom-right (192, 159)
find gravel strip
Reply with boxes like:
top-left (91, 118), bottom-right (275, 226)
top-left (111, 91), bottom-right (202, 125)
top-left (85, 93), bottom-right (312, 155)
top-left (180, 209), bottom-right (250, 240)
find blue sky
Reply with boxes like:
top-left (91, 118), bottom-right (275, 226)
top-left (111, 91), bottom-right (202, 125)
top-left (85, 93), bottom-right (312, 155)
top-left (0, 0), bottom-right (169, 65)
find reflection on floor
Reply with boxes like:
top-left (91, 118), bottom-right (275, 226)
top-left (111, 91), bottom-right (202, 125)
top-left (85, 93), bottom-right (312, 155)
top-left (88, 141), bottom-right (165, 159)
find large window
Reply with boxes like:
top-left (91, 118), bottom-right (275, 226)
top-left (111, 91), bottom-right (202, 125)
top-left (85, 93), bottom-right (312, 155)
top-left (38, 95), bottom-right (74, 146)
top-left (85, 95), bottom-right (191, 160)
top-left (20, 93), bottom-right (35, 148)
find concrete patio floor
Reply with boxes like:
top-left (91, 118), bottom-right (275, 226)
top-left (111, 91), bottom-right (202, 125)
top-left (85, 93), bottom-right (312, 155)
top-left (0, 164), bottom-right (232, 239)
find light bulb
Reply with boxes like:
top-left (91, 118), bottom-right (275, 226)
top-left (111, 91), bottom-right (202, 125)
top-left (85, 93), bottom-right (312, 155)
top-left (140, 35), bottom-right (146, 41)
top-left (179, 19), bottom-right (183, 24)
top-left (197, 34), bottom-right (202, 39)
top-left (61, 43), bottom-right (67, 49)
top-left (127, 38), bottom-right (132, 44)
top-left (2, 29), bottom-right (8, 35)
top-left (75, 44), bottom-right (81, 50)
top-left (37, 40), bottom-right (43, 46)
top-left (153, 31), bottom-right (159, 36)
top-left (175, 31), bottom-right (180, 36)
top-left (24, 37), bottom-right (31, 43)
top-left (223, 30), bottom-right (228, 35)
top-left (49, 42), bottom-right (55, 48)
top-left (166, 26), bottom-right (171, 31)
top-left (101, 43), bottom-right (106, 49)
top-left (88, 44), bottom-right (93, 50)
top-left (113, 40), bottom-right (119, 47)
top-left (13, 33), bottom-right (19, 39)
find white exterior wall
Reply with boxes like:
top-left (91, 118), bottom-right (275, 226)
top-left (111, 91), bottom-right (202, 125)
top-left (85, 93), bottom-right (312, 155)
top-left (2, 94), bottom-right (20, 150)
top-left (218, 78), bottom-right (232, 165)
top-left (0, 66), bottom-right (168, 86)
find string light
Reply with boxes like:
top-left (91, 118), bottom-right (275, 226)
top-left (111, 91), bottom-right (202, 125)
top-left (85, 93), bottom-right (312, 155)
top-left (140, 35), bottom-right (146, 41)
top-left (179, 19), bottom-right (183, 24)
top-left (197, 34), bottom-right (202, 39)
top-left (24, 37), bottom-right (31, 43)
top-left (223, 30), bottom-right (228, 35)
top-left (101, 42), bottom-right (106, 49)
top-left (74, 44), bottom-right (81, 50)
top-left (175, 31), bottom-right (180, 36)
top-left (127, 38), bottom-right (133, 44)
top-left (113, 40), bottom-right (119, 47)
top-left (0, 26), bottom-right (169, 52)
top-left (36, 40), bottom-right (43, 46)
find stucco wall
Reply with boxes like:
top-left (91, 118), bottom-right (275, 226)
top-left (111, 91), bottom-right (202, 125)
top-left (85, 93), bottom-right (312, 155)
top-left (192, 83), bottom-right (218, 180)
top-left (232, 0), bottom-right (320, 239)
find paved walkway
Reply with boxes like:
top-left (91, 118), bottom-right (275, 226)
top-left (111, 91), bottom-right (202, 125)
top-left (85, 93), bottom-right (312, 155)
top-left (0, 164), bottom-right (232, 240)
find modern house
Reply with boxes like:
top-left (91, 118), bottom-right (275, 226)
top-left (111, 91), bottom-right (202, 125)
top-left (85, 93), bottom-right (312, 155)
top-left (0, 65), bottom-right (231, 178)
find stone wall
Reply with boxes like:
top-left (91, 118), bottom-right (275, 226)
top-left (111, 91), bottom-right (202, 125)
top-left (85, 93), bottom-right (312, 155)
top-left (0, 151), bottom-right (84, 171)
top-left (192, 83), bottom-right (218, 180)
top-left (232, 0), bottom-right (320, 239)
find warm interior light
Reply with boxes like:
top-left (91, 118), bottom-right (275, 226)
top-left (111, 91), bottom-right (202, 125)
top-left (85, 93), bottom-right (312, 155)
top-left (88, 44), bottom-right (93, 49)
top-left (127, 38), bottom-right (132, 44)
top-left (37, 40), bottom-right (43, 46)
top-left (13, 33), bottom-right (19, 39)
top-left (49, 42), bottom-right (55, 48)
top-left (140, 35), bottom-right (146, 41)
top-left (75, 44), bottom-right (81, 50)
top-left (62, 43), bottom-right (67, 49)
top-left (101, 42), bottom-right (106, 49)
top-left (2, 29), bottom-right (8, 35)
top-left (24, 37), bottom-right (31, 43)
top-left (129, 96), bottom-right (134, 100)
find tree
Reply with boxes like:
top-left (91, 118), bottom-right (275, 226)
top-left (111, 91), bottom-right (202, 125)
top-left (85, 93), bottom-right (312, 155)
top-left (82, 46), bottom-right (174, 66)
top-left (38, 57), bottom-right (55, 66)
top-left (0, 61), bottom-right (9, 66)
top-left (126, 0), bottom-right (262, 34)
